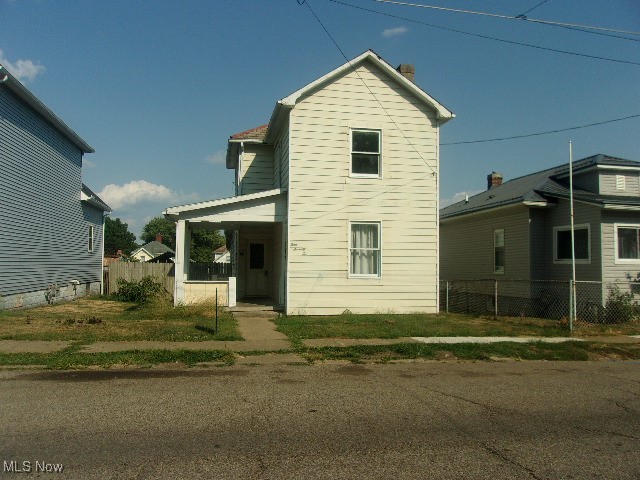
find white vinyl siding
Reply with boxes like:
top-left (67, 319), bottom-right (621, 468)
top-left (239, 144), bottom-right (274, 195)
top-left (286, 61), bottom-right (440, 314)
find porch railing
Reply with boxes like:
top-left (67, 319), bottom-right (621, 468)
top-left (188, 262), bottom-right (232, 281)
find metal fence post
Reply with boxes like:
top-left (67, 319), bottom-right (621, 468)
top-left (446, 281), bottom-right (449, 313)
top-left (494, 279), bottom-right (498, 318)
top-left (568, 280), bottom-right (573, 332)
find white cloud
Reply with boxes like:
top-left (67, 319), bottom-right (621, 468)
top-left (206, 149), bottom-right (226, 165)
top-left (382, 26), bottom-right (408, 38)
top-left (440, 190), bottom-right (483, 208)
top-left (0, 49), bottom-right (45, 82)
top-left (98, 180), bottom-right (180, 210)
top-left (83, 158), bottom-right (96, 169)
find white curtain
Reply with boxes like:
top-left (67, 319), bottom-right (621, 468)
top-left (351, 224), bottom-right (379, 275)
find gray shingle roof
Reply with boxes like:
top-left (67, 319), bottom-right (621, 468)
top-left (441, 154), bottom-right (640, 219)
top-left (136, 241), bottom-right (174, 256)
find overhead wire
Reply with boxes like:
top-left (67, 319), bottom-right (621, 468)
top-left (518, 0), bottom-right (551, 18)
top-left (327, 0), bottom-right (640, 64)
top-left (442, 114), bottom-right (640, 145)
top-left (373, 0), bottom-right (640, 37)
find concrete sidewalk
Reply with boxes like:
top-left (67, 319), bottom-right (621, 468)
top-left (0, 309), bottom-right (638, 354)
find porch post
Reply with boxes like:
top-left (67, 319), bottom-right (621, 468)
top-left (174, 220), bottom-right (191, 305)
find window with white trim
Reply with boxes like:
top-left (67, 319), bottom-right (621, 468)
top-left (615, 225), bottom-right (640, 262)
top-left (350, 222), bottom-right (381, 277)
top-left (554, 224), bottom-right (590, 263)
top-left (494, 229), bottom-right (505, 274)
top-left (351, 129), bottom-right (381, 177)
top-left (88, 226), bottom-right (95, 252)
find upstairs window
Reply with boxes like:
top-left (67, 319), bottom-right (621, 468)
top-left (350, 222), bottom-right (381, 277)
top-left (554, 224), bottom-right (590, 263)
top-left (616, 225), bottom-right (640, 263)
top-left (494, 229), bottom-right (505, 274)
top-left (351, 129), bottom-right (381, 177)
top-left (88, 226), bottom-right (95, 252)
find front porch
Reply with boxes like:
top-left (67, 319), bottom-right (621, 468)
top-left (164, 189), bottom-right (287, 309)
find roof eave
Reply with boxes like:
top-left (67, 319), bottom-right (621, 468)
top-left (0, 65), bottom-right (94, 153)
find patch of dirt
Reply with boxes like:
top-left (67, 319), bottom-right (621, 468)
top-left (434, 350), bottom-right (457, 361)
top-left (334, 365), bottom-right (372, 376)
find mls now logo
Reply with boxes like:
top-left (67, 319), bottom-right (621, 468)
top-left (3, 460), bottom-right (64, 473)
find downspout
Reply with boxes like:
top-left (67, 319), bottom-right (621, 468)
top-left (101, 211), bottom-right (109, 295)
top-left (435, 117), bottom-right (441, 313)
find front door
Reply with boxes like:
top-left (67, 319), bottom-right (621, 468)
top-left (246, 241), bottom-right (268, 297)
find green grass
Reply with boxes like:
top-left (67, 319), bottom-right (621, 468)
top-left (275, 312), bottom-right (569, 340)
top-left (0, 343), bottom-right (235, 369)
top-left (300, 341), bottom-right (640, 363)
top-left (0, 297), bottom-right (241, 342)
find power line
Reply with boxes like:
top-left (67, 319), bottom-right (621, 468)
top-left (328, 0), bottom-right (640, 66)
top-left (302, 0), bottom-right (438, 179)
top-left (442, 114), bottom-right (640, 146)
top-left (374, 0), bottom-right (640, 37)
top-left (518, 0), bottom-right (551, 17)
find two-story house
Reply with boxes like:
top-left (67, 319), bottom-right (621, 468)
top-left (165, 50), bottom-right (454, 314)
top-left (0, 64), bottom-right (111, 309)
top-left (440, 154), bottom-right (640, 311)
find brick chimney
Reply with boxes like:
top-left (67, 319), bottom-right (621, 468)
top-left (155, 233), bottom-right (163, 243)
top-left (396, 64), bottom-right (415, 82)
top-left (487, 172), bottom-right (503, 190)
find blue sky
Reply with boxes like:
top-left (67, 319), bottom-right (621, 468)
top-left (2, 0), bottom-right (638, 237)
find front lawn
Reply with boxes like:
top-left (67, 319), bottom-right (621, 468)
top-left (0, 297), bottom-right (241, 342)
top-left (275, 312), bottom-right (569, 340)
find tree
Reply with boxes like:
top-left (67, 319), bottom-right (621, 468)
top-left (190, 229), bottom-right (226, 263)
top-left (104, 217), bottom-right (137, 255)
top-left (140, 217), bottom-right (176, 249)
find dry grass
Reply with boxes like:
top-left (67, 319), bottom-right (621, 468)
top-left (0, 297), bottom-right (240, 341)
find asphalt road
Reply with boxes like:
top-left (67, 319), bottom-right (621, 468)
top-left (1, 361), bottom-right (639, 479)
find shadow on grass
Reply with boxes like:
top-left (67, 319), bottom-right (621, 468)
top-left (195, 324), bottom-right (218, 335)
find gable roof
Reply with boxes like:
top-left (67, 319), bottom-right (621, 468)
top-left (132, 240), bottom-right (174, 257)
top-left (0, 64), bottom-right (94, 153)
top-left (226, 50), bottom-right (455, 168)
top-left (441, 154), bottom-right (640, 220)
top-left (265, 49), bottom-right (454, 144)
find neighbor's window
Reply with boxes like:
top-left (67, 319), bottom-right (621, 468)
top-left (351, 129), bottom-right (381, 177)
top-left (350, 222), bottom-right (381, 277)
top-left (494, 229), bottom-right (505, 274)
top-left (616, 225), bottom-right (640, 262)
top-left (554, 225), bottom-right (590, 262)
top-left (88, 226), bottom-right (95, 252)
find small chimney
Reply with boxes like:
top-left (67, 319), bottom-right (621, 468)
top-left (487, 172), bottom-right (503, 190)
top-left (155, 233), bottom-right (163, 243)
top-left (396, 64), bottom-right (415, 82)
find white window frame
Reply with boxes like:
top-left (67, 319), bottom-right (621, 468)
top-left (553, 223), bottom-right (591, 264)
top-left (494, 229), bottom-right (505, 274)
top-left (614, 223), bottom-right (640, 264)
top-left (349, 221), bottom-right (382, 278)
top-left (88, 225), bottom-right (95, 253)
top-left (350, 128), bottom-right (382, 179)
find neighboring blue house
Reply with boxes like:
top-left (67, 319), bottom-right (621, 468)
top-left (0, 64), bottom-right (111, 309)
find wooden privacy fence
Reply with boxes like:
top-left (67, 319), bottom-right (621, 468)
top-left (104, 263), bottom-right (175, 295)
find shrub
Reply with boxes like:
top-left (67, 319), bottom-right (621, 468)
top-left (115, 276), bottom-right (163, 303)
top-left (605, 284), bottom-right (638, 324)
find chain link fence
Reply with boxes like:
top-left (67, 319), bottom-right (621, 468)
top-left (440, 279), bottom-right (640, 326)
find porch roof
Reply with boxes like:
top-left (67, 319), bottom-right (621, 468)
top-left (164, 189), bottom-right (286, 226)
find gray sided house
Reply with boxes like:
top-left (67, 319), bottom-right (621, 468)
top-left (0, 64), bottom-right (110, 309)
top-left (440, 154), bottom-right (640, 313)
